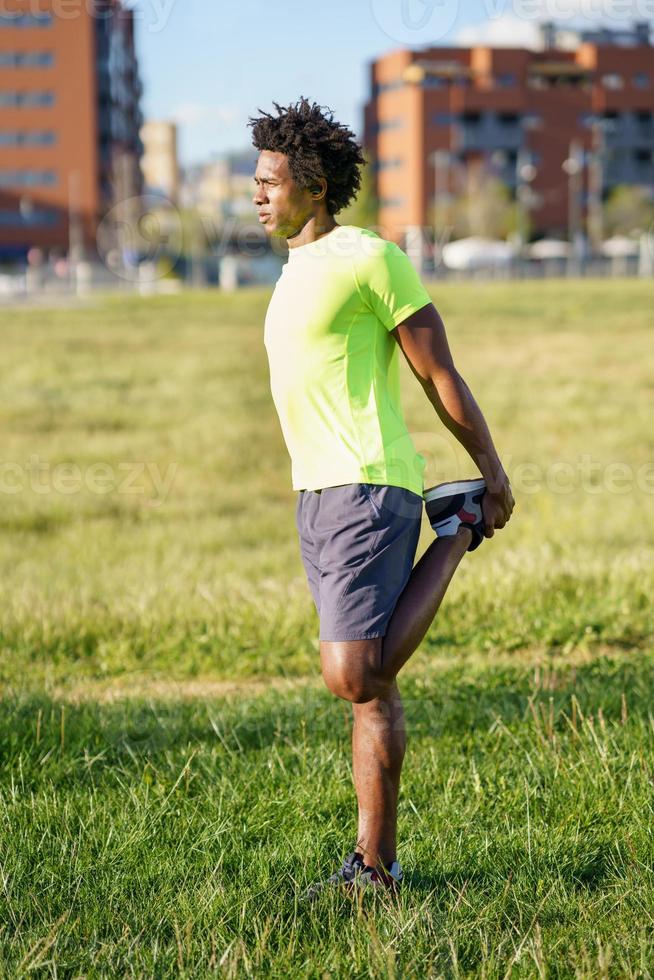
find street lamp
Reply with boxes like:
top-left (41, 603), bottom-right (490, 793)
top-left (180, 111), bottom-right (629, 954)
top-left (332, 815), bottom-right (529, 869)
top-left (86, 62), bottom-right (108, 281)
top-left (562, 140), bottom-right (584, 274)
top-left (516, 148), bottom-right (537, 254)
top-left (586, 118), bottom-right (615, 254)
top-left (513, 113), bottom-right (542, 255)
top-left (430, 149), bottom-right (452, 266)
top-left (19, 194), bottom-right (34, 222)
top-left (490, 149), bottom-right (508, 171)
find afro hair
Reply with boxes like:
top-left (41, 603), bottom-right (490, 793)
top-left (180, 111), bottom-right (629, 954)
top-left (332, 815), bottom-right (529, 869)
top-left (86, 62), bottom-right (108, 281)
top-left (248, 96), bottom-right (365, 216)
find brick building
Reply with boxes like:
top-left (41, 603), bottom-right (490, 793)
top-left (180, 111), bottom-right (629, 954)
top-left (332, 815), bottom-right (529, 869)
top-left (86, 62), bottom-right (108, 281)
top-left (0, 0), bottom-right (143, 262)
top-left (364, 22), bottom-right (654, 245)
top-left (141, 120), bottom-right (180, 203)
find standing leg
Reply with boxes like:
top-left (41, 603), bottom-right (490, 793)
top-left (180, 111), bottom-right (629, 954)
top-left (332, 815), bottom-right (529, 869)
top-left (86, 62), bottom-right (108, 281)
top-left (351, 679), bottom-right (405, 869)
top-left (321, 526), bottom-right (472, 872)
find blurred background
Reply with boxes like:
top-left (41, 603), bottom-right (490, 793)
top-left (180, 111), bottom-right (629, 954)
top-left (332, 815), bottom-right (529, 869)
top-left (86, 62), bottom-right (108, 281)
top-left (0, 0), bottom-right (653, 297)
top-left (1, 5), bottom-right (654, 972)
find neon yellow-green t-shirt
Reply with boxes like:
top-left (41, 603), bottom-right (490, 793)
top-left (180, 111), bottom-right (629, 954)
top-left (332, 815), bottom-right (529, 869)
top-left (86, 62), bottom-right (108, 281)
top-left (263, 224), bottom-right (432, 496)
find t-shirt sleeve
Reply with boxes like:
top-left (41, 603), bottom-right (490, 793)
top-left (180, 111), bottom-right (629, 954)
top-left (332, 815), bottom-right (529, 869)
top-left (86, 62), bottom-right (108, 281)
top-left (354, 240), bottom-right (432, 331)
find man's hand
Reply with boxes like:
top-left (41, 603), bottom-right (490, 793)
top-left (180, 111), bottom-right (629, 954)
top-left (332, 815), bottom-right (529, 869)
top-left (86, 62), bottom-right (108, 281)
top-left (481, 474), bottom-right (515, 539)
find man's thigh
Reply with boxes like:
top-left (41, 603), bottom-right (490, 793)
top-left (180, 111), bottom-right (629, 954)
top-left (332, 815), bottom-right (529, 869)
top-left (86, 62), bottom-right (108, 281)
top-left (316, 484), bottom-right (422, 642)
top-left (296, 482), bottom-right (422, 641)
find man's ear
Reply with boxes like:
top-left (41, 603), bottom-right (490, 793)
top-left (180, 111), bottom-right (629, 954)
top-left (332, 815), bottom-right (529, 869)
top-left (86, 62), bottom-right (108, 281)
top-left (310, 178), bottom-right (327, 200)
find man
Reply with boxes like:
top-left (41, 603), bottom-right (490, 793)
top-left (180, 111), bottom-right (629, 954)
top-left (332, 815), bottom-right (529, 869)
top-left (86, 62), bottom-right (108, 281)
top-left (249, 97), bottom-right (514, 897)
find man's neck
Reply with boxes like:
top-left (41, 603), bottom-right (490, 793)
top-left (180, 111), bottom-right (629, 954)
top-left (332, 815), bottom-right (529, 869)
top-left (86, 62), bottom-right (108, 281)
top-left (287, 215), bottom-right (338, 250)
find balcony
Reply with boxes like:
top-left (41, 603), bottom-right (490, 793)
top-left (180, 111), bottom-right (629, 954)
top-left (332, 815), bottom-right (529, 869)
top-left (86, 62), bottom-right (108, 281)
top-left (604, 148), bottom-right (654, 185)
top-left (458, 113), bottom-right (523, 152)
top-left (597, 113), bottom-right (654, 148)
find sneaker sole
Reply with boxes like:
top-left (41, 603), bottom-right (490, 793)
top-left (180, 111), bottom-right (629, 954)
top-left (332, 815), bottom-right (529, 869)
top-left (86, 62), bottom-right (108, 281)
top-left (423, 478), bottom-right (486, 503)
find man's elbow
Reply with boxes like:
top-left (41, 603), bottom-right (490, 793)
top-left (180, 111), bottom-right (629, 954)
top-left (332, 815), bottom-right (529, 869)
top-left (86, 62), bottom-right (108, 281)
top-left (424, 365), bottom-right (464, 393)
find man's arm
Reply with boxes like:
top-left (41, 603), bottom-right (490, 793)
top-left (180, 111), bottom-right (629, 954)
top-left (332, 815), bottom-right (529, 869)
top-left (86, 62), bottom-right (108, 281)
top-left (392, 302), bottom-right (514, 537)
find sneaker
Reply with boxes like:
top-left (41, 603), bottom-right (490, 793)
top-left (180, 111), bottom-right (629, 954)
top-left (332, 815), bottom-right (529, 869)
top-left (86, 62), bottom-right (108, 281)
top-left (423, 478), bottom-right (487, 552)
top-left (356, 860), bottom-right (403, 893)
top-left (302, 851), bottom-right (365, 900)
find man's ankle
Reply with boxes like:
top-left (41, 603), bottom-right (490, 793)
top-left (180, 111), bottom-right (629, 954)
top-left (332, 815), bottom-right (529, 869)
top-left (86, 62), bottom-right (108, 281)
top-left (360, 852), bottom-right (396, 870)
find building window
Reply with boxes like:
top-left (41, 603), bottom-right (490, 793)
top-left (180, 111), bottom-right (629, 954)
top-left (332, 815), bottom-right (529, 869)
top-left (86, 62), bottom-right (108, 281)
top-left (602, 73), bottom-right (624, 90)
top-left (0, 130), bottom-right (56, 145)
top-left (35, 129), bottom-right (55, 144)
top-left (498, 112), bottom-right (519, 126)
top-left (0, 208), bottom-right (59, 226)
top-left (633, 72), bottom-right (650, 89)
top-left (22, 51), bottom-right (54, 67)
top-left (377, 158), bottom-right (403, 170)
top-left (423, 76), bottom-right (446, 89)
top-left (523, 113), bottom-right (543, 130)
top-left (433, 112), bottom-right (457, 126)
top-left (373, 79), bottom-right (403, 95)
top-left (24, 90), bottom-right (54, 106)
top-left (0, 14), bottom-right (53, 26)
top-left (497, 72), bottom-right (516, 88)
top-left (0, 51), bottom-right (54, 67)
top-left (0, 170), bottom-right (57, 186)
top-left (379, 197), bottom-right (405, 208)
top-left (0, 90), bottom-right (55, 107)
top-left (376, 118), bottom-right (403, 132)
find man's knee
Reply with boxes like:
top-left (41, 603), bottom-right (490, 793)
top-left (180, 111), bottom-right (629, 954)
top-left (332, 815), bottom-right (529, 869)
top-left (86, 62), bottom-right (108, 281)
top-left (320, 638), bottom-right (388, 703)
top-left (323, 670), bottom-right (381, 703)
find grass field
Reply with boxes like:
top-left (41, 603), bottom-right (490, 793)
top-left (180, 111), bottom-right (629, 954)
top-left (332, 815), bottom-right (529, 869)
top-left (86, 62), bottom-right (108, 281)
top-left (1, 280), bottom-right (653, 976)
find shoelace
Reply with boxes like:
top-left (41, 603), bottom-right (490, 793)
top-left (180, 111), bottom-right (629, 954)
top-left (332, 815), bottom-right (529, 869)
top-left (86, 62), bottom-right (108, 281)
top-left (328, 851), bottom-right (363, 884)
top-left (305, 852), bottom-right (363, 898)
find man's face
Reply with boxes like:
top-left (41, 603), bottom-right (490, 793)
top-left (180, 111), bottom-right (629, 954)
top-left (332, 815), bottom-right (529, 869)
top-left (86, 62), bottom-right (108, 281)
top-left (252, 150), bottom-right (315, 239)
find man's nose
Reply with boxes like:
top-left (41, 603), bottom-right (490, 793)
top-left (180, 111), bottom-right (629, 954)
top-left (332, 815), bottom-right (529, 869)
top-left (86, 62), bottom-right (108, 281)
top-left (253, 185), bottom-right (267, 205)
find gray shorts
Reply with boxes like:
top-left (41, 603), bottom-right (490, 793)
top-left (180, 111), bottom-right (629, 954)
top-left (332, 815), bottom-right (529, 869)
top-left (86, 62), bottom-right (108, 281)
top-left (295, 482), bottom-right (423, 642)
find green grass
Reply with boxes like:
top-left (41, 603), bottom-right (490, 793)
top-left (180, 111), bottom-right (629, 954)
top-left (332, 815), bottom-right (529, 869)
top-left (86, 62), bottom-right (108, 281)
top-left (1, 280), bottom-right (653, 975)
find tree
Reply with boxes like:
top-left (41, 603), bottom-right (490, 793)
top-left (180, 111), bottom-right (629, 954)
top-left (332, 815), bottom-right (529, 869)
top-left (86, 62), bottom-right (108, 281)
top-left (604, 185), bottom-right (654, 237)
top-left (338, 153), bottom-right (378, 229)
top-left (449, 161), bottom-right (521, 240)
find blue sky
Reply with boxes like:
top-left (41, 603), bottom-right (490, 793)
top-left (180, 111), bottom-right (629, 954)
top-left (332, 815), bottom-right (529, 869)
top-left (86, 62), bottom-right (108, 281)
top-left (133, 0), bottom-right (652, 167)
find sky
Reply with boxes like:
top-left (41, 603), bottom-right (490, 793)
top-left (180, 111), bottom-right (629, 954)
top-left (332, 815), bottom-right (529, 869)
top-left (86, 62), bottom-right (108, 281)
top-left (132, 0), bottom-right (654, 168)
